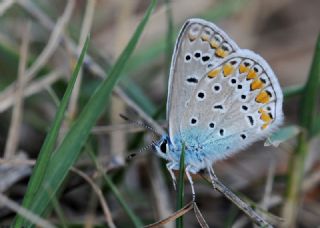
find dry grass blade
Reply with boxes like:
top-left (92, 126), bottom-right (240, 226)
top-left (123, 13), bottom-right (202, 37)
top-left (23, 0), bottom-right (74, 84)
top-left (144, 201), bottom-right (193, 228)
top-left (70, 168), bottom-right (116, 228)
top-left (4, 22), bottom-right (30, 158)
top-left (16, 0), bottom-right (156, 225)
top-left (303, 169), bottom-right (320, 192)
top-left (0, 153), bottom-right (31, 192)
top-left (14, 36), bottom-right (90, 227)
top-left (261, 161), bottom-right (276, 211)
top-left (0, 193), bottom-right (55, 228)
top-left (0, 157), bottom-right (114, 227)
top-left (68, 0), bottom-right (96, 119)
top-left (193, 202), bottom-right (209, 228)
top-left (0, 70), bottom-right (64, 113)
top-left (18, 0), bottom-right (166, 137)
top-left (201, 174), bottom-right (273, 228)
top-left (147, 155), bottom-right (174, 228)
top-left (0, 0), bottom-right (74, 104)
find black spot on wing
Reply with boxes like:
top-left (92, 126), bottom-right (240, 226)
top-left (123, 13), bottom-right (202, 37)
top-left (186, 77), bottom-right (198, 83)
top-left (213, 105), bottom-right (223, 110)
top-left (247, 115), bottom-right (254, 126)
top-left (202, 56), bottom-right (210, 62)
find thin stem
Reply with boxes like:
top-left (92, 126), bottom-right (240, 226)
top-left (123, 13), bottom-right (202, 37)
top-left (4, 22), bottom-right (30, 158)
top-left (176, 142), bottom-right (186, 228)
top-left (201, 174), bottom-right (273, 227)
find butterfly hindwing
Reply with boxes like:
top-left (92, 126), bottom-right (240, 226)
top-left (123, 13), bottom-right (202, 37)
top-left (180, 50), bottom-right (283, 160)
top-left (167, 18), bottom-right (239, 144)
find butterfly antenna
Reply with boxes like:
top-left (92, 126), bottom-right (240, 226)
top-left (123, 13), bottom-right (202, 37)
top-left (119, 114), bottom-right (161, 160)
top-left (119, 114), bottom-right (161, 138)
top-left (126, 140), bottom-right (157, 161)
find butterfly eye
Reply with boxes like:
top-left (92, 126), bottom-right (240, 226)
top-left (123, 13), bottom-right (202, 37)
top-left (160, 139), bottom-right (168, 153)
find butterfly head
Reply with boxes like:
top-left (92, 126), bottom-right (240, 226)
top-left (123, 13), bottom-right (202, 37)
top-left (153, 135), bottom-right (173, 160)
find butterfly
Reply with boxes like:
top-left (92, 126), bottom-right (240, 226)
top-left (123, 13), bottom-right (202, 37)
top-left (153, 18), bottom-right (283, 199)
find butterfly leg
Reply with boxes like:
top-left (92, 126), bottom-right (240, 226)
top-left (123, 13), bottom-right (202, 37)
top-left (185, 166), bottom-right (196, 201)
top-left (207, 165), bottom-right (218, 190)
top-left (166, 162), bottom-right (177, 190)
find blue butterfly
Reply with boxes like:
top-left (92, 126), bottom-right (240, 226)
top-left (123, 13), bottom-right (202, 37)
top-left (153, 18), bottom-right (283, 199)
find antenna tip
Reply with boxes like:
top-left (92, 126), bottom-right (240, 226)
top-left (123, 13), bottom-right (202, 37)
top-left (119, 113), bottom-right (129, 121)
top-left (126, 153), bottom-right (137, 161)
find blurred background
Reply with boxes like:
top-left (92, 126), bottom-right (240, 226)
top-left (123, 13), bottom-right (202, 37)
top-left (0, 0), bottom-right (320, 227)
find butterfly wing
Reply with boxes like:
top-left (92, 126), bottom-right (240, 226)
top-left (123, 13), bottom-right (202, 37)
top-left (180, 50), bottom-right (283, 161)
top-left (167, 18), bottom-right (239, 144)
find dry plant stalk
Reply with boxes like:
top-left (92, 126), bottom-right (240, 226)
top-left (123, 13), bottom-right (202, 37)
top-left (201, 174), bottom-right (273, 227)
top-left (0, 158), bottom-right (115, 227)
top-left (4, 22), bottom-right (30, 158)
top-left (0, 0), bottom-right (75, 108)
top-left (144, 201), bottom-right (193, 228)
top-left (0, 193), bottom-right (55, 228)
top-left (68, 0), bottom-right (96, 119)
top-left (0, 70), bottom-right (64, 113)
top-left (18, 0), bottom-right (166, 137)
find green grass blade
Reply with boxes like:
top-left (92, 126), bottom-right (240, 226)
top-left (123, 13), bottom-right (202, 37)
top-left (282, 131), bottom-right (308, 227)
top-left (176, 142), bottom-right (186, 228)
top-left (20, 1), bottom-right (156, 226)
top-left (311, 116), bottom-right (320, 136)
top-left (283, 33), bottom-right (320, 227)
top-left (13, 36), bottom-right (90, 227)
top-left (283, 84), bottom-right (304, 99)
top-left (299, 33), bottom-right (320, 135)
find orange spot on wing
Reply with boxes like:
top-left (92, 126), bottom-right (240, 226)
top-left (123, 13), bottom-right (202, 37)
top-left (260, 111), bottom-right (272, 122)
top-left (239, 64), bottom-right (249, 73)
top-left (223, 63), bottom-right (234, 77)
top-left (215, 48), bottom-right (228, 58)
top-left (208, 68), bottom-right (220, 78)
top-left (259, 108), bottom-right (273, 130)
top-left (250, 78), bottom-right (264, 90)
top-left (209, 39), bottom-right (219, 49)
top-left (256, 91), bottom-right (270, 104)
top-left (188, 33), bottom-right (197, 41)
top-left (247, 69), bottom-right (257, 80)
top-left (201, 34), bottom-right (209, 42)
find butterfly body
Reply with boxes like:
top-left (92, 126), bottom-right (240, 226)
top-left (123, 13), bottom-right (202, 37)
top-left (153, 18), bottom-right (283, 197)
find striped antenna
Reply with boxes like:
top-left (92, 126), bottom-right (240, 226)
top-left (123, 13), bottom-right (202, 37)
top-left (119, 114), bottom-right (160, 160)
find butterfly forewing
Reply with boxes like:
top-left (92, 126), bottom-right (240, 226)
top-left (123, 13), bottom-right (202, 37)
top-left (167, 18), bottom-right (239, 144)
